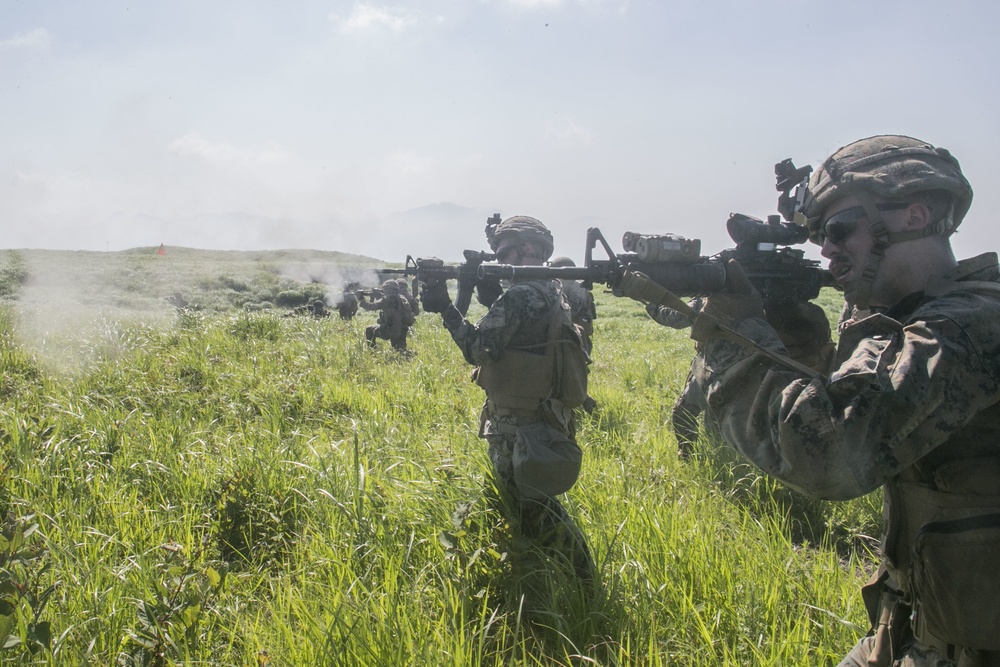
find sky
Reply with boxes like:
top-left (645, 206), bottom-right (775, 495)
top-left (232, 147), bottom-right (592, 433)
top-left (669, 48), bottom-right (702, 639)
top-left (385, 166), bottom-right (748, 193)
top-left (3, 0), bottom-right (999, 265)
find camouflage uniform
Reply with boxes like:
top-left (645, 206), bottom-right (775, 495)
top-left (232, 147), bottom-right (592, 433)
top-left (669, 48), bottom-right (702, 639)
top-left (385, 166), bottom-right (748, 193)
top-left (547, 257), bottom-right (597, 412)
top-left (311, 299), bottom-right (330, 318)
top-left (441, 277), bottom-right (593, 578)
top-left (396, 279), bottom-right (420, 317)
top-left (360, 287), bottom-right (413, 352)
top-left (648, 298), bottom-right (706, 458)
top-left (561, 279), bottom-right (596, 353)
top-left (693, 253), bottom-right (1000, 665)
top-left (335, 291), bottom-right (359, 320)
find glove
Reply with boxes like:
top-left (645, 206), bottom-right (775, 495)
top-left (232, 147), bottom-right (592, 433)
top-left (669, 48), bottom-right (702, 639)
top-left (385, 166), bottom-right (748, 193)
top-left (475, 277), bottom-right (504, 308)
top-left (700, 260), bottom-right (764, 324)
top-left (765, 301), bottom-right (835, 372)
top-left (690, 260), bottom-right (763, 344)
top-left (420, 280), bottom-right (452, 314)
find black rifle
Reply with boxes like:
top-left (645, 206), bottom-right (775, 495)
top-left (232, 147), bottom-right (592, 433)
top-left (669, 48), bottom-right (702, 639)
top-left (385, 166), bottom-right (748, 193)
top-left (478, 160), bottom-right (833, 309)
top-left (477, 161), bottom-right (834, 378)
top-left (478, 215), bottom-right (833, 309)
top-left (354, 288), bottom-right (384, 301)
top-left (380, 249), bottom-right (497, 316)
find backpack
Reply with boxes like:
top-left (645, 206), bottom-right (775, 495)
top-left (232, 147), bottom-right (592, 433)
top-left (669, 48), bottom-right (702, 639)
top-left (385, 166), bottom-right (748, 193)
top-left (546, 285), bottom-right (591, 408)
top-left (398, 296), bottom-right (415, 327)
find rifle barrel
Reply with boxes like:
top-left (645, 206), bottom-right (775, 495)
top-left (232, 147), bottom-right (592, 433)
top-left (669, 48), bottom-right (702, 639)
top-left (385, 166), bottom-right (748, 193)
top-left (478, 265), bottom-right (601, 282)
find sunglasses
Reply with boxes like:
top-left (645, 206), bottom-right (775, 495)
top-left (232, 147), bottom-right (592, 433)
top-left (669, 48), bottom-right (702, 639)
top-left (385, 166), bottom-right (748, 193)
top-left (496, 246), bottom-right (520, 262)
top-left (818, 202), bottom-right (911, 245)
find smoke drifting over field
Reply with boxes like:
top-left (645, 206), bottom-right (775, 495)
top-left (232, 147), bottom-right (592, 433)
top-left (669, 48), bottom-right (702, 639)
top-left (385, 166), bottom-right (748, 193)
top-left (11, 252), bottom-right (176, 374)
top-left (1, 247), bottom-right (383, 373)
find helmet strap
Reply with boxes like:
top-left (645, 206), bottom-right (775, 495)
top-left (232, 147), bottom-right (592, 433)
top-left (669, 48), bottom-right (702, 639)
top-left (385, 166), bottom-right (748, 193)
top-left (847, 194), bottom-right (890, 309)
top-left (848, 194), bottom-right (957, 308)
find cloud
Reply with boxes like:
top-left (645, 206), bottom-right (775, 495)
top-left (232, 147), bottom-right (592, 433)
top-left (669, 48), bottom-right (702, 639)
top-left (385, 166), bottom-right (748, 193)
top-left (547, 118), bottom-right (592, 146)
top-left (167, 133), bottom-right (291, 166)
top-left (329, 4), bottom-right (420, 34)
top-left (0, 27), bottom-right (52, 50)
top-left (504, 0), bottom-right (562, 7)
top-left (387, 150), bottom-right (435, 176)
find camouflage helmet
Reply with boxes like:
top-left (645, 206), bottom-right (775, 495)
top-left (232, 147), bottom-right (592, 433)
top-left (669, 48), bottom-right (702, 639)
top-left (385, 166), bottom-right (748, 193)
top-left (487, 216), bottom-right (554, 261)
top-left (381, 279), bottom-right (399, 294)
top-left (799, 135), bottom-right (973, 243)
top-left (394, 278), bottom-right (410, 293)
top-left (548, 256), bottom-right (576, 268)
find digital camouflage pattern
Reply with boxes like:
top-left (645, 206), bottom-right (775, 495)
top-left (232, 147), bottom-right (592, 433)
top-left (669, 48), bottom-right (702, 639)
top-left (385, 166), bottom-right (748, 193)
top-left (441, 278), bottom-right (592, 578)
top-left (361, 293), bottom-right (413, 352)
top-left (693, 252), bottom-right (1000, 663)
top-left (693, 252), bottom-right (1000, 500)
top-left (839, 635), bottom-right (954, 667)
top-left (560, 278), bottom-right (596, 352)
top-left (396, 279), bottom-right (420, 317)
top-left (645, 298), bottom-right (705, 458)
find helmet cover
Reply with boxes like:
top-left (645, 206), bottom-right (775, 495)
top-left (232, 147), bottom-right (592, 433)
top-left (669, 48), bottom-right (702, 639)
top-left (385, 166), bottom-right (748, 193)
top-left (800, 135), bottom-right (973, 243)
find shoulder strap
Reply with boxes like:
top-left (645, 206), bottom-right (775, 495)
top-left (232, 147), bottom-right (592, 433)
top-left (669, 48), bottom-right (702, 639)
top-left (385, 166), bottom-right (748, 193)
top-left (515, 281), bottom-right (571, 356)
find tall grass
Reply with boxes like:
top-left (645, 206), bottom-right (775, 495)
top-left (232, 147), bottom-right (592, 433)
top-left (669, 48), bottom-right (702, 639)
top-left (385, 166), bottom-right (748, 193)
top-left (0, 282), bottom-right (879, 665)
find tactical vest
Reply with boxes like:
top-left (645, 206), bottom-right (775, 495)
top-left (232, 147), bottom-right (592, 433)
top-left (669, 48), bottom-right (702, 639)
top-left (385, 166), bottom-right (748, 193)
top-left (475, 282), bottom-right (590, 411)
top-left (867, 277), bottom-right (1000, 656)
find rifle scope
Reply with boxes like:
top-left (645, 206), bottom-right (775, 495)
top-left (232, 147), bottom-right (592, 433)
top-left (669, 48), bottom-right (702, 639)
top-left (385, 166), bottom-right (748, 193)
top-left (727, 213), bottom-right (808, 247)
top-left (621, 232), bottom-right (702, 263)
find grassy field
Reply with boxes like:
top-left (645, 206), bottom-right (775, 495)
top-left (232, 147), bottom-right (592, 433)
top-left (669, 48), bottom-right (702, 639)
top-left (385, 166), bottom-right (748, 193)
top-left (0, 247), bottom-right (880, 666)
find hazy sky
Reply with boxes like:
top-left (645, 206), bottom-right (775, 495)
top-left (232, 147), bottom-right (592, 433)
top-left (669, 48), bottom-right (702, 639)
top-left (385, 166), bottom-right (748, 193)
top-left (3, 0), bottom-right (999, 263)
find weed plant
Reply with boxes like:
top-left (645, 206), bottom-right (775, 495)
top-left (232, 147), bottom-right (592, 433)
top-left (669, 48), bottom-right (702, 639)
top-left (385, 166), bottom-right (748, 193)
top-left (0, 261), bottom-right (881, 665)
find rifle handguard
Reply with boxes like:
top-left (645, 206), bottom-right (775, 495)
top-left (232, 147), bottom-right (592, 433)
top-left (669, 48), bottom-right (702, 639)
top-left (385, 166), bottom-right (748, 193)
top-left (618, 271), bottom-right (697, 319)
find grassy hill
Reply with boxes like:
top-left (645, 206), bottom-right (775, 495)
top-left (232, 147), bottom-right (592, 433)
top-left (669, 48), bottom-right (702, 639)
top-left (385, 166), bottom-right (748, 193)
top-left (0, 247), bottom-right (876, 665)
top-left (0, 246), bottom-right (386, 313)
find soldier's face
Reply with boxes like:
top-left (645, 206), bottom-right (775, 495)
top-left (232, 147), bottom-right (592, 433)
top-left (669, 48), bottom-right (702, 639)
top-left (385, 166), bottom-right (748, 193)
top-left (820, 196), bottom-right (875, 292)
top-left (819, 195), bottom-right (920, 307)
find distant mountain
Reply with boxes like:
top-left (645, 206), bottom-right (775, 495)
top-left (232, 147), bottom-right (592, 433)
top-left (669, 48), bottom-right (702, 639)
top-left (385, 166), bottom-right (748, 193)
top-left (85, 205), bottom-right (503, 260)
top-left (10, 204), bottom-right (613, 262)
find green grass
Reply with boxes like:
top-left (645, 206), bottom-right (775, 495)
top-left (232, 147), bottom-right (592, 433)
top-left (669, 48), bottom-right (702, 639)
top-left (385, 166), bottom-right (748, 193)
top-left (0, 249), bottom-right (879, 665)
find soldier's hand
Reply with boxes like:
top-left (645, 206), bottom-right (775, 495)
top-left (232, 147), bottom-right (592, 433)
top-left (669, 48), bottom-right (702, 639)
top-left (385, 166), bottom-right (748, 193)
top-left (690, 261), bottom-right (763, 344)
top-left (701, 260), bottom-right (764, 324)
top-left (766, 301), bottom-right (835, 373)
top-left (420, 280), bottom-right (452, 313)
top-left (475, 277), bottom-right (503, 308)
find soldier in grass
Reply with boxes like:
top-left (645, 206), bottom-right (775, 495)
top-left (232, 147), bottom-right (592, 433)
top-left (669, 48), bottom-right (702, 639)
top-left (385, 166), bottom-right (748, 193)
top-left (645, 297), bottom-right (707, 459)
top-left (421, 216), bottom-right (594, 581)
top-left (335, 282), bottom-right (360, 320)
top-left (311, 299), bottom-right (330, 318)
top-left (547, 256), bottom-right (598, 413)
top-left (359, 279), bottom-right (414, 353)
top-left (660, 136), bottom-right (1000, 666)
top-left (395, 279), bottom-right (420, 318)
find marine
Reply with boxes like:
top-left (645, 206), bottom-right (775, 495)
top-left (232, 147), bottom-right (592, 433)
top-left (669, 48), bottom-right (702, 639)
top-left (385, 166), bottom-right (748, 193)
top-left (359, 279), bottom-right (414, 353)
top-left (683, 135), bottom-right (1000, 666)
top-left (421, 216), bottom-right (594, 583)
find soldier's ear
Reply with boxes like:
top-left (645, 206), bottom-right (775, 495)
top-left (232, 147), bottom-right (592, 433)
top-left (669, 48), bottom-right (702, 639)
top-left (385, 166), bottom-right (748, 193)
top-left (902, 201), bottom-right (933, 231)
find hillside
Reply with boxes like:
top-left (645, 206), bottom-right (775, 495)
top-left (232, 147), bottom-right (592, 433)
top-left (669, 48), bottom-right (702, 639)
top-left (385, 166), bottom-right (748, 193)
top-left (0, 246), bottom-right (388, 313)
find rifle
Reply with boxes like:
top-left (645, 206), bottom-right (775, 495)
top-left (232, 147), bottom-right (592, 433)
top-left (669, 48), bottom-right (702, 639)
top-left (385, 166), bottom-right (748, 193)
top-left (477, 160), bottom-right (836, 378)
top-left (479, 159), bottom-right (831, 305)
top-left (379, 249), bottom-right (497, 316)
top-left (354, 288), bottom-right (384, 301)
top-left (478, 215), bottom-right (833, 308)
